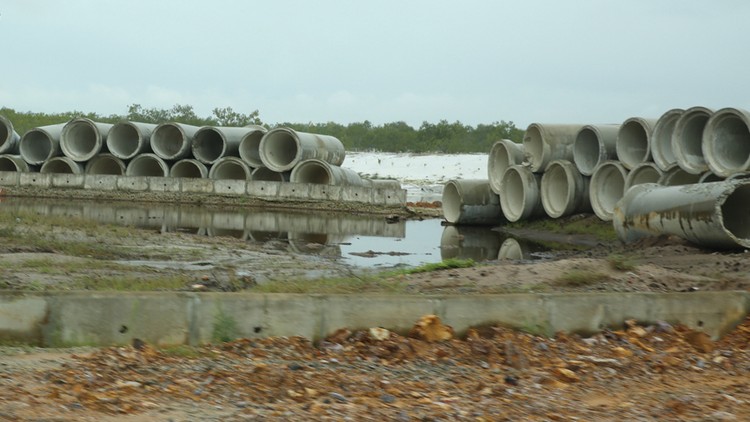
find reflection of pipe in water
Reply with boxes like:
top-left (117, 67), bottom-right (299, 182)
top-left (497, 237), bottom-right (549, 261)
top-left (206, 228), bottom-right (249, 240)
top-left (246, 211), bottom-right (405, 238)
top-left (248, 230), bottom-right (288, 243)
top-left (287, 232), bottom-right (343, 257)
top-left (440, 225), bottom-right (501, 261)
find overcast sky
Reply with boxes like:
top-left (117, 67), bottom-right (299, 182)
top-left (2, 0), bottom-right (748, 128)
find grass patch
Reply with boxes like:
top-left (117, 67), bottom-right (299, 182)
top-left (18, 257), bottom-right (131, 274)
top-left (509, 215), bottom-right (617, 241)
top-left (399, 258), bottom-right (476, 275)
top-left (608, 254), bottom-right (637, 271)
top-left (71, 274), bottom-right (193, 291)
top-left (159, 345), bottom-right (205, 359)
top-left (254, 274), bottom-right (407, 294)
top-left (554, 269), bottom-right (609, 287)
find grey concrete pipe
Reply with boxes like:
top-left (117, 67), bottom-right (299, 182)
top-left (40, 156), bottom-right (84, 174)
top-left (441, 179), bottom-right (504, 225)
top-left (616, 117), bottom-right (658, 170)
top-left (572, 124), bottom-right (620, 176)
top-left (702, 107), bottom-right (750, 178)
top-left (250, 166), bottom-right (290, 182)
top-left (170, 159), bottom-right (209, 178)
top-left (107, 121), bottom-right (156, 160)
top-left (541, 160), bottom-right (591, 218)
top-left (151, 122), bottom-right (200, 160)
top-left (488, 139), bottom-right (525, 194)
top-left (613, 180), bottom-right (750, 249)
top-left (0, 154), bottom-right (35, 172)
top-left (699, 171), bottom-right (724, 183)
top-left (59, 118), bottom-right (113, 162)
top-left (589, 160), bottom-right (628, 221)
top-left (259, 127), bottom-right (345, 172)
top-left (651, 108), bottom-right (684, 171)
top-left (672, 106), bottom-right (713, 174)
top-left (237, 125), bottom-right (268, 167)
top-left (658, 163), bottom-right (701, 186)
top-left (440, 225), bottom-right (502, 261)
top-left (0, 115), bottom-right (20, 154)
top-left (19, 123), bottom-right (66, 166)
top-left (85, 153), bottom-right (126, 175)
top-left (624, 162), bottom-right (663, 191)
top-left (289, 158), bottom-right (365, 186)
top-left (126, 153), bottom-right (170, 177)
top-left (208, 156), bottom-right (253, 180)
top-left (499, 164), bottom-right (545, 222)
top-left (522, 123), bottom-right (584, 173)
top-left (727, 172), bottom-right (750, 181)
top-left (193, 126), bottom-right (259, 165)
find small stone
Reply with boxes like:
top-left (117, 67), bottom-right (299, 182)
top-left (709, 411), bottom-right (737, 421)
top-left (330, 392), bottom-right (348, 403)
top-left (380, 394), bottom-right (396, 404)
top-left (612, 347), bottom-right (633, 358)
top-left (553, 368), bottom-right (580, 383)
top-left (685, 331), bottom-right (714, 353)
top-left (288, 363), bottom-right (303, 371)
top-left (504, 375), bottom-right (519, 386)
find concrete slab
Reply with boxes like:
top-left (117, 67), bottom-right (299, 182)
top-left (84, 175), bottom-right (118, 191)
top-left (50, 174), bottom-right (85, 188)
top-left (0, 293), bottom-right (48, 344)
top-left (20, 172), bottom-right (51, 188)
top-left (181, 178), bottom-right (214, 194)
top-left (247, 181), bottom-right (280, 198)
top-left (117, 176), bottom-right (149, 191)
top-left (213, 180), bottom-right (246, 196)
top-left (0, 171), bottom-right (20, 186)
top-left (149, 176), bottom-right (181, 192)
top-left (279, 183), bottom-right (311, 200)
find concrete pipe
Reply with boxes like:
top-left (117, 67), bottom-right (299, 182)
top-left (541, 160), bottom-right (591, 218)
top-left (613, 180), bottom-right (750, 249)
top-left (208, 156), bottom-right (253, 180)
top-left (499, 164), bottom-right (545, 222)
top-left (193, 126), bottom-right (257, 165)
top-left (440, 225), bottom-right (502, 261)
top-left (616, 117), bottom-right (658, 170)
top-left (522, 123), bottom-right (584, 173)
top-left (170, 159), bottom-right (209, 178)
top-left (498, 237), bottom-right (545, 261)
top-left (703, 107), bottom-right (750, 178)
top-left (40, 156), bottom-right (84, 174)
top-left (237, 125), bottom-right (268, 167)
top-left (85, 153), bottom-right (126, 175)
top-left (259, 127), bottom-right (345, 172)
top-left (107, 121), bottom-right (156, 160)
top-left (289, 158), bottom-right (365, 186)
top-left (589, 160), bottom-right (628, 221)
top-left (126, 153), bottom-right (170, 177)
top-left (0, 115), bottom-right (20, 154)
top-left (59, 118), bottom-right (113, 162)
top-left (0, 154), bottom-right (35, 172)
top-left (624, 162), bottom-right (663, 191)
top-left (250, 166), bottom-right (290, 182)
top-left (658, 163), bottom-right (701, 186)
top-left (441, 179), bottom-right (504, 225)
top-left (572, 124), bottom-right (620, 176)
top-left (19, 123), bottom-right (66, 166)
top-left (672, 106), bottom-right (713, 174)
top-left (488, 139), bottom-right (525, 194)
top-left (151, 122), bottom-right (200, 160)
top-left (699, 171), bottom-right (724, 183)
top-left (651, 108), bottom-right (684, 171)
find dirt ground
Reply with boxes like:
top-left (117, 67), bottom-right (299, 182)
top-left (1, 191), bottom-right (750, 420)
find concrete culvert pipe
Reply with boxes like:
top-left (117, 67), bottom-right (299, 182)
top-left (616, 117), bottom-right (658, 170)
top-left (151, 122), bottom-right (200, 160)
top-left (699, 171), bottom-right (724, 183)
top-left (572, 124), bottom-right (620, 176)
top-left (522, 123), bottom-right (584, 173)
top-left (259, 127), bottom-right (345, 172)
top-left (193, 126), bottom-right (257, 165)
top-left (0, 115), bottom-right (21, 154)
top-left (289, 159), bottom-right (365, 186)
top-left (658, 163), bottom-right (701, 186)
top-left (250, 166), bottom-right (290, 182)
top-left (40, 156), bottom-right (84, 174)
top-left (59, 118), bottom-right (113, 162)
top-left (440, 225), bottom-right (502, 261)
top-left (170, 159), bottom-right (208, 178)
top-left (541, 160), bottom-right (591, 218)
top-left (651, 108), bottom-right (684, 171)
top-left (208, 156), bottom-right (253, 180)
top-left (703, 107), bottom-right (750, 178)
top-left (107, 121), bottom-right (156, 160)
top-left (499, 165), bottom-right (545, 222)
top-left (441, 179), bottom-right (504, 225)
top-left (238, 125), bottom-right (269, 167)
top-left (0, 154), bottom-right (34, 172)
top-left (589, 160), bottom-right (628, 221)
top-left (126, 153), bottom-right (170, 177)
top-left (624, 162), bottom-right (663, 191)
top-left (19, 123), bottom-right (66, 166)
top-left (672, 106), bottom-right (713, 174)
top-left (613, 180), bottom-right (750, 249)
top-left (488, 139), bottom-right (525, 194)
top-left (85, 153), bottom-right (126, 175)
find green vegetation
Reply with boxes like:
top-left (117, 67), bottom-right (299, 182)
top-left (253, 274), bottom-right (406, 294)
top-left (508, 215), bottom-right (617, 241)
top-left (608, 254), bottom-right (637, 272)
top-left (1, 105), bottom-right (523, 153)
top-left (554, 269), bottom-right (609, 287)
top-left (70, 275), bottom-right (192, 291)
top-left (212, 309), bottom-right (239, 343)
top-left (400, 258), bottom-right (476, 274)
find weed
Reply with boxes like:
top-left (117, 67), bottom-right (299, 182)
top-left (71, 275), bottom-right (192, 291)
top-left (212, 310), bottom-right (238, 343)
top-left (608, 254), bottom-right (636, 271)
top-left (254, 274), bottom-right (406, 294)
top-left (399, 258), bottom-right (476, 275)
top-left (554, 269), bottom-right (609, 287)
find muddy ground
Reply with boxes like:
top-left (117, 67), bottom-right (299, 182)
top-left (1, 190), bottom-right (750, 420)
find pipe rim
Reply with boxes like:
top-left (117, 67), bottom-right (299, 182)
top-left (40, 157), bottom-right (82, 174)
top-left (151, 123), bottom-right (189, 160)
top-left (60, 117), bottom-right (102, 162)
top-left (651, 108), bottom-right (684, 171)
top-left (19, 129), bottom-right (54, 165)
top-left (442, 181), bottom-right (463, 224)
top-left (289, 158), bottom-right (333, 184)
top-left (107, 121), bottom-right (145, 160)
top-left (624, 162), bottom-right (662, 191)
top-left (658, 163), bottom-right (702, 186)
top-left (541, 160), bottom-right (576, 218)
top-left (238, 129), bottom-right (267, 167)
top-left (522, 124), bottom-right (545, 172)
top-left (672, 106), bottom-right (712, 174)
top-left (616, 117), bottom-right (653, 170)
top-left (258, 127), bottom-right (301, 172)
top-left (192, 127), bottom-right (227, 165)
top-left (499, 165), bottom-right (540, 222)
top-left (487, 139), bottom-right (522, 194)
top-left (170, 159), bottom-right (208, 178)
top-left (0, 155), bottom-right (26, 172)
top-left (251, 166), bottom-right (286, 182)
top-left (589, 161), bottom-right (627, 221)
top-left (703, 107), bottom-right (750, 178)
top-left (126, 153), bottom-right (169, 177)
top-left (85, 153), bottom-right (126, 175)
top-left (208, 156), bottom-right (252, 180)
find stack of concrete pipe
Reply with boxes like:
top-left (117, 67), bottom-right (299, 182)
top-left (443, 106), bottom-right (750, 245)
top-left (0, 115), bottom-right (390, 190)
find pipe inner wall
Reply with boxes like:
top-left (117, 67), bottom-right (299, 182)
top-left (703, 107), bottom-right (750, 177)
top-left (651, 108), bottom-right (683, 171)
top-left (126, 153), bottom-right (169, 177)
top-left (672, 107), bottom-right (712, 174)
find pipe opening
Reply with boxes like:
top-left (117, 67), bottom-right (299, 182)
top-left (618, 121), bottom-right (649, 167)
top-left (676, 113), bottom-right (710, 169)
top-left (0, 124), bottom-right (8, 146)
top-left (171, 160), bottom-right (206, 178)
top-left (211, 160), bottom-right (250, 180)
top-left (193, 129), bottom-right (225, 163)
top-left (86, 155), bottom-right (125, 175)
top-left (107, 123), bottom-right (140, 158)
top-left (62, 121), bottom-right (98, 158)
top-left (652, 110), bottom-right (681, 169)
top-left (523, 126), bottom-right (543, 167)
top-left (627, 165), bottom-right (661, 188)
top-left (721, 184), bottom-right (750, 240)
top-left (151, 125), bottom-right (184, 158)
top-left (0, 156), bottom-right (22, 171)
top-left (591, 164), bottom-right (625, 219)
top-left (710, 115), bottom-right (750, 171)
top-left (41, 158), bottom-right (79, 174)
top-left (573, 128), bottom-right (599, 175)
top-left (239, 131), bottom-right (265, 166)
top-left (442, 182), bottom-right (461, 223)
top-left (542, 164), bottom-right (568, 216)
top-left (127, 155), bottom-right (168, 177)
top-left (293, 161), bottom-right (331, 184)
top-left (501, 168), bottom-right (525, 221)
top-left (251, 167), bottom-right (285, 182)
top-left (262, 130), bottom-right (298, 169)
top-left (20, 130), bottom-right (53, 163)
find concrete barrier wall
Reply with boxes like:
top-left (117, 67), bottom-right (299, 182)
top-left (0, 171), bottom-right (406, 206)
top-left (1, 291), bottom-right (747, 347)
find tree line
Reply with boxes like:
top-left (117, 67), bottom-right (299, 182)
top-left (1, 104), bottom-right (524, 153)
